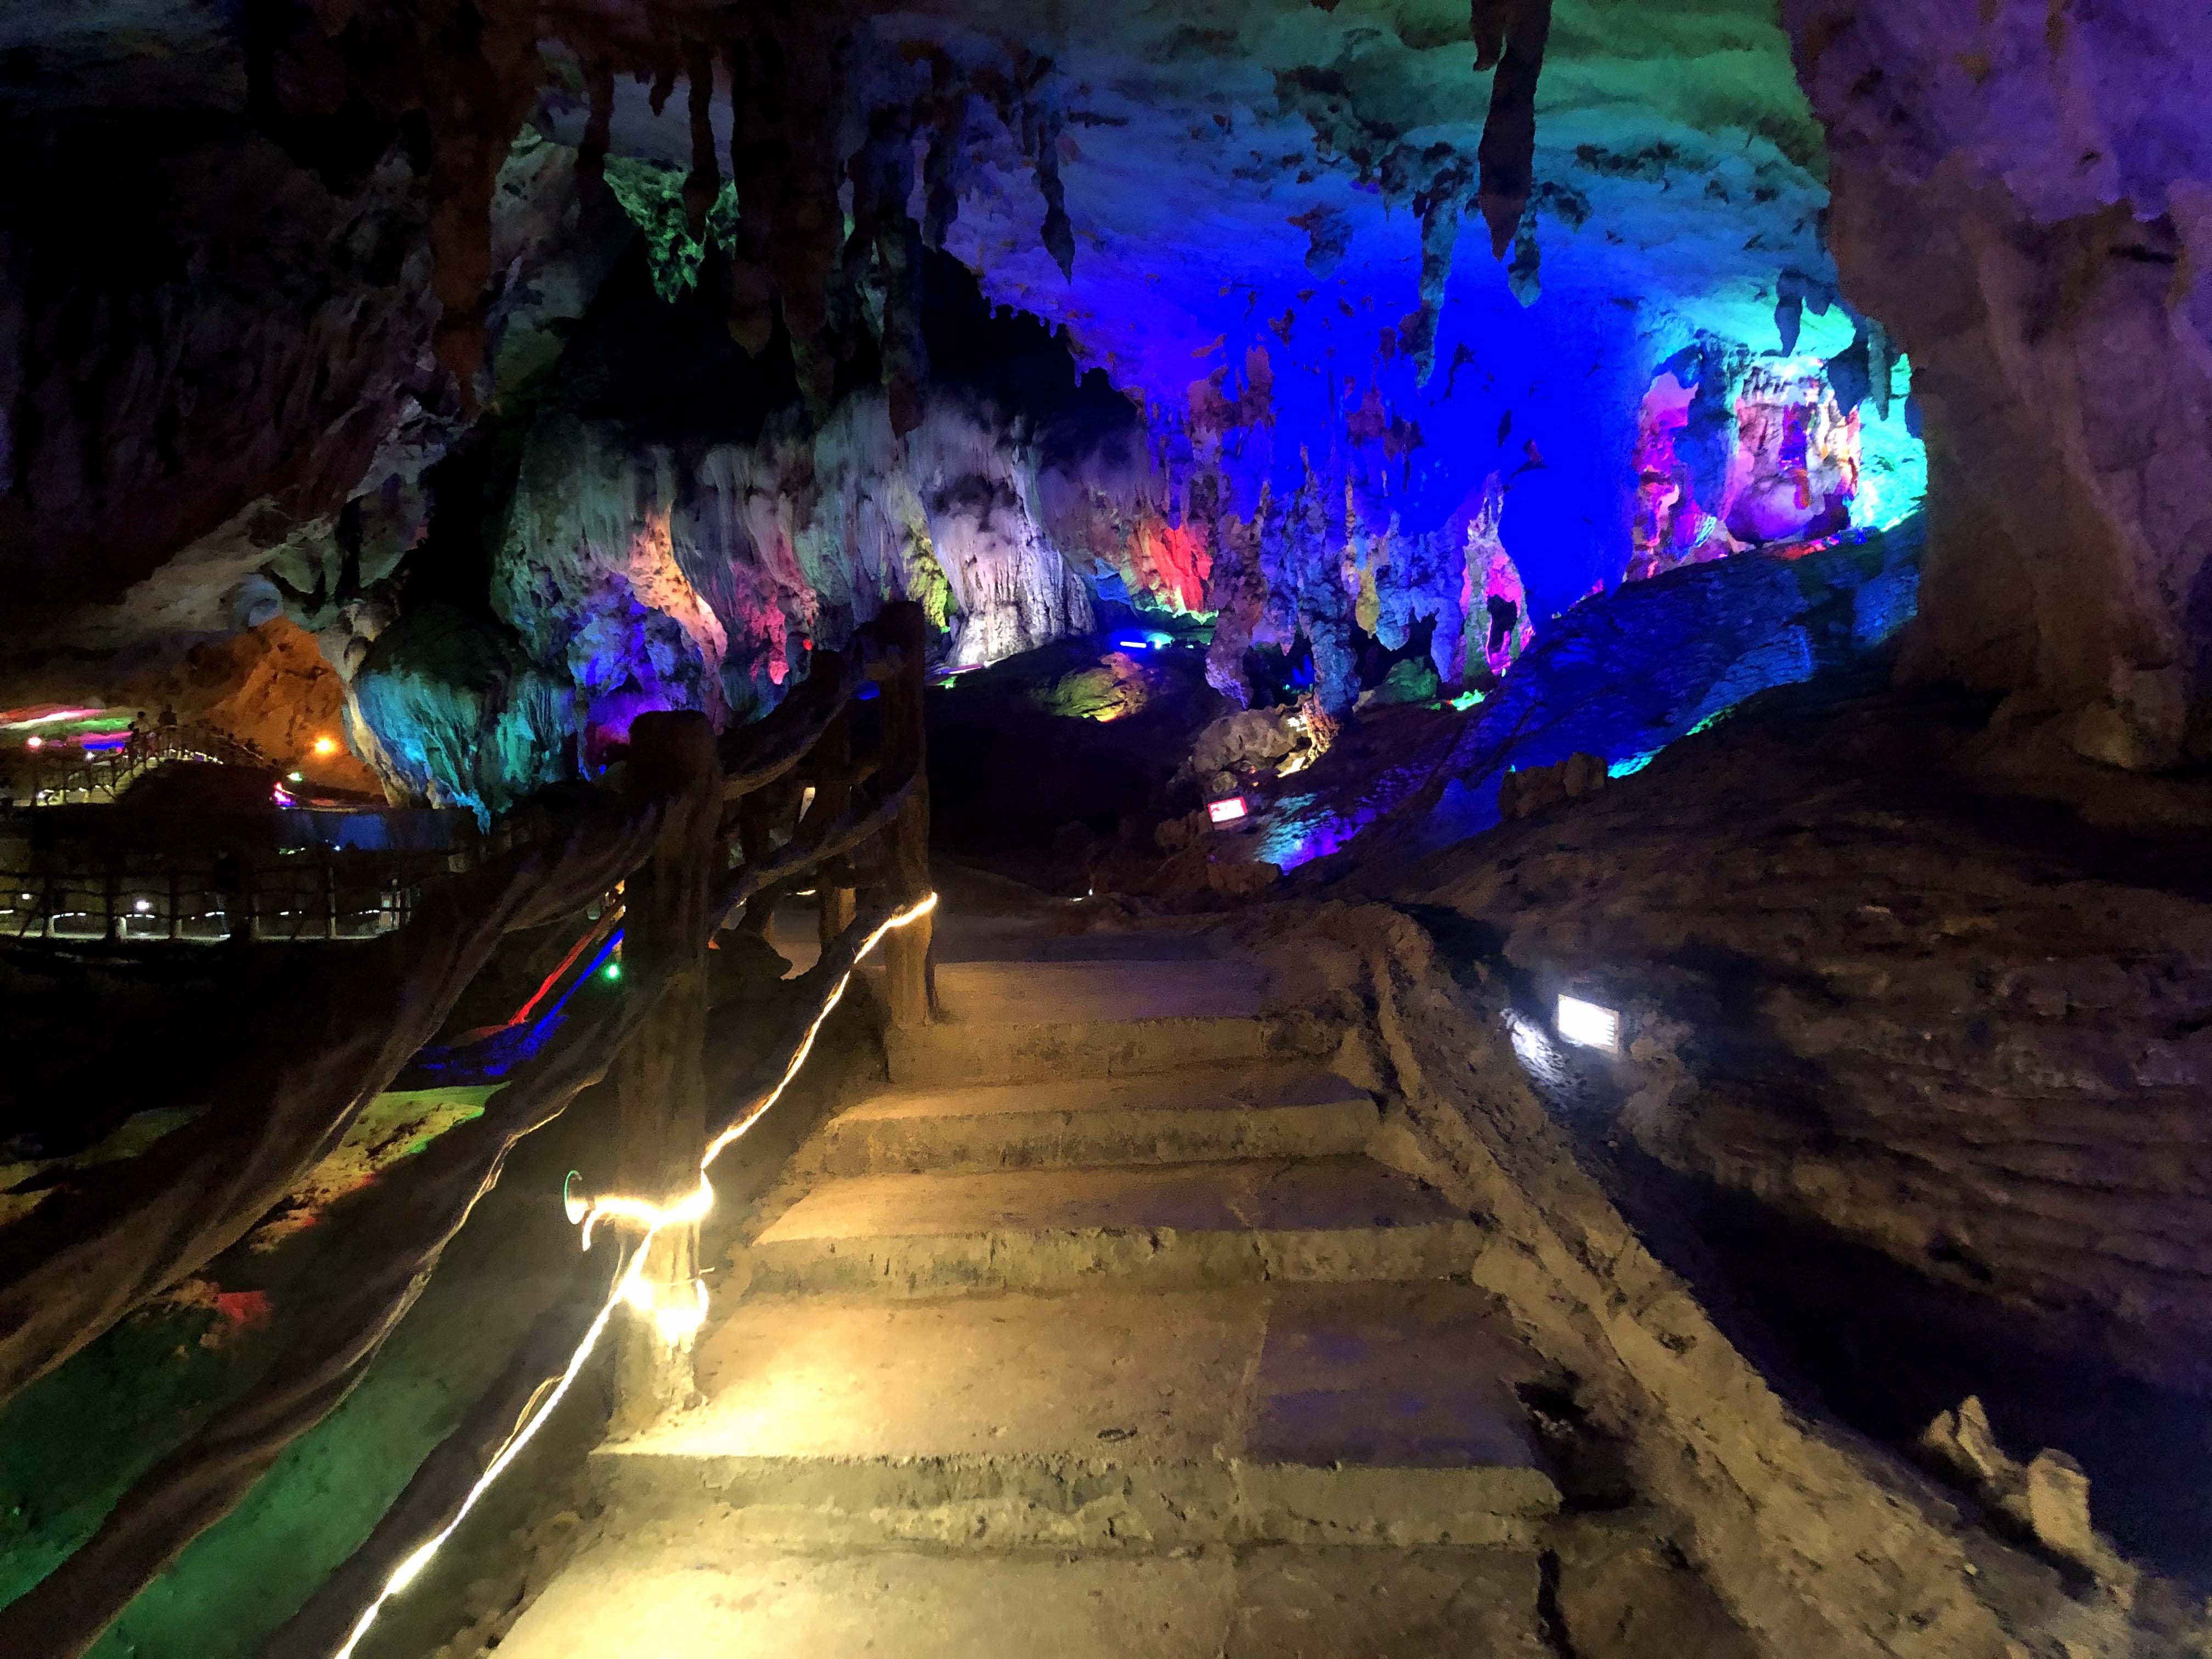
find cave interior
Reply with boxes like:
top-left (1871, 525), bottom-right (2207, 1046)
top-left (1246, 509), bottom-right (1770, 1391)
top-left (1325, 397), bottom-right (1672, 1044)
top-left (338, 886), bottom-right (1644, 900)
top-left (5, 3), bottom-right (2212, 1657)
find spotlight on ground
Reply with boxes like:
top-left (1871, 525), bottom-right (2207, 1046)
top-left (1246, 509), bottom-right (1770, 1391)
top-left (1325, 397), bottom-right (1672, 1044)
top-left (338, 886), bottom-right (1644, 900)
top-left (1555, 994), bottom-right (1620, 1053)
top-left (1207, 795), bottom-right (1249, 826)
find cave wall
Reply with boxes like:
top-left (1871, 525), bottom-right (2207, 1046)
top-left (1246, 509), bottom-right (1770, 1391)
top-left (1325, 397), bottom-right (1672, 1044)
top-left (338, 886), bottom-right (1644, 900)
top-left (464, 394), bottom-right (1094, 797)
top-left (0, 1), bottom-right (1937, 816)
top-left (1418, 684), bottom-right (2212, 1401)
top-left (0, 113), bottom-right (619, 710)
top-left (1786, 1), bottom-right (2212, 768)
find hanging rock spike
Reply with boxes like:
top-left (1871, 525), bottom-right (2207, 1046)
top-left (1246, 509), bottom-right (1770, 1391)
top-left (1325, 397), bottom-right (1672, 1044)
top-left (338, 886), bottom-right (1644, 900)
top-left (682, 40), bottom-right (719, 239)
top-left (1475, 0), bottom-right (1550, 259)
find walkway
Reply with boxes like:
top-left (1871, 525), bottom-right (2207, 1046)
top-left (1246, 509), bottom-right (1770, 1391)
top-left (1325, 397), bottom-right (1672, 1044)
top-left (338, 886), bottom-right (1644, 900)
top-left (499, 880), bottom-right (1565, 1656)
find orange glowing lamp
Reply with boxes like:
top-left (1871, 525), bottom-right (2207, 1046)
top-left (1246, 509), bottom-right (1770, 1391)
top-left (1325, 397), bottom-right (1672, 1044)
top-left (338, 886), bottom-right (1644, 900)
top-left (312, 735), bottom-right (338, 757)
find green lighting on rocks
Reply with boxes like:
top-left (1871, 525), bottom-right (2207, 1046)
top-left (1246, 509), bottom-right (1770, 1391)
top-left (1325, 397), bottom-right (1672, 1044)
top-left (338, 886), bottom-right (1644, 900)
top-left (603, 159), bottom-right (742, 304)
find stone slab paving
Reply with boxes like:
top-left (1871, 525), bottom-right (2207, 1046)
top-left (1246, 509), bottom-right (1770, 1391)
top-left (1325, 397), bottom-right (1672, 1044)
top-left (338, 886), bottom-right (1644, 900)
top-left (744, 1158), bottom-right (1491, 1296)
top-left (799, 1063), bottom-right (1375, 1176)
top-left (498, 1543), bottom-right (1549, 1658)
top-left (495, 931), bottom-right (1566, 1654)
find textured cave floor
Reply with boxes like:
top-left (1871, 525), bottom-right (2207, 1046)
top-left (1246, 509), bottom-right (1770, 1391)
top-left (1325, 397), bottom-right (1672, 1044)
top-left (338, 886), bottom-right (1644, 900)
top-left (1378, 673), bottom-right (2212, 1584)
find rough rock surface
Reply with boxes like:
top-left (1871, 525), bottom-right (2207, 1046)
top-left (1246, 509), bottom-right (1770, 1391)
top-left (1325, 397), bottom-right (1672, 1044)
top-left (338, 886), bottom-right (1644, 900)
top-left (1403, 682), bottom-right (2212, 1401)
top-left (1316, 516), bottom-right (1924, 870)
top-left (1785, 1), bottom-right (2212, 766)
top-left (112, 618), bottom-right (382, 793)
top-left (0, 120), bottom-right (617, 703)
top-left (1920, 1396), bottom-right (2137, 1592)
top-left (1225, 900), bottom-right (2186, 1657)
top-left (500, 397), bottom-right (1092, 719)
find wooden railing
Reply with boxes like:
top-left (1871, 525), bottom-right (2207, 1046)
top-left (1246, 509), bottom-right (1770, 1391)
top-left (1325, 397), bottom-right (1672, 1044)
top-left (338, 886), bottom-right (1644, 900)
top-left (709, 600), bottom-right (935, 1025)
top-left (0, 610), bottom-right (933, 974)
top-left (0, 839), bottom-right (459, 944)
top-left (0, 604), bottom-right (938, 1659)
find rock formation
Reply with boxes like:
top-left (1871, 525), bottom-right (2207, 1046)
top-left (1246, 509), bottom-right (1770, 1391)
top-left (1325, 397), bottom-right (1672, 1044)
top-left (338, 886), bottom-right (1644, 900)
top-left (1785, 1), bottom-right (2212, 768)
top-left (0, 1), bottom-right (1936, 813)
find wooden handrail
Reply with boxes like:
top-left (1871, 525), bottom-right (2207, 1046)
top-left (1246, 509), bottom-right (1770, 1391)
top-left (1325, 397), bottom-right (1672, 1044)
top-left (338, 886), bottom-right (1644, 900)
top-left (0, 608), bottom-right (933, 963)
top-left (0, 605), bottom-right (938, 1654)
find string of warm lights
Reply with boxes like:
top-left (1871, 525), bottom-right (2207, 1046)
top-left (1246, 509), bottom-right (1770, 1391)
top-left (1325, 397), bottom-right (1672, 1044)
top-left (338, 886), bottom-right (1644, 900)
top-left (331, 889), bottom-right (939, 1659)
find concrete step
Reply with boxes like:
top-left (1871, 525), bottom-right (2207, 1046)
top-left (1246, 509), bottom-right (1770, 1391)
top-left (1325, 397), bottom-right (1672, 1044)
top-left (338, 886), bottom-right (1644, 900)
top-left (742, 1157), bottom-right (1487, 1297)
top-left (494, 1542), bottom-right (1551, 1658)
top-left (883, 960), bottom-right (1273, 1087)
top-left (596, 1284), bottom-right (1558, 1554)
top-left (796, 1064), bottom-right (1378, 1177)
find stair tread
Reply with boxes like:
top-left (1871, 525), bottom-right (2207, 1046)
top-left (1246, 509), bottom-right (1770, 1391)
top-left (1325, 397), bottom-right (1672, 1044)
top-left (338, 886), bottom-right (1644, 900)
top-left (928, 958), bottom-right (1269, 1024)
top-left (832, 1063), bottom-right (1368, 1126)
top-left (496, 1542), bottom-right (1550, 1659)
top-left (627, 1282), bottom-right (1549, 1474)
top-left (754, 1156), bottom-right (1464, 1245)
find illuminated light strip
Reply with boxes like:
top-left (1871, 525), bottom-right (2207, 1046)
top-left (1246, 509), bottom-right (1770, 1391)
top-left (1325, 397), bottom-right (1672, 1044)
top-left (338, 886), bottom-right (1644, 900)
top-left (330, 889), bottom-right (939, 1658)
top-left (508, 907), bottom-right (624, 1029)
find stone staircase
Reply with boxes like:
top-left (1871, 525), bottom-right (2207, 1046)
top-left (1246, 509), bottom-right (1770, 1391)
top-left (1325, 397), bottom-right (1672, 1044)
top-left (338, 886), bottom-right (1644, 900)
top-left (498, 949), bottom-right (1573, 1657)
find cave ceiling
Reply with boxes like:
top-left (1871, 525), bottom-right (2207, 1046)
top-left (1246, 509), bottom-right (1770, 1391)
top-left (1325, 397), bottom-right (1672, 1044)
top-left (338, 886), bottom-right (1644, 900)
top-left (0, 0), bottom-right (1855, 704)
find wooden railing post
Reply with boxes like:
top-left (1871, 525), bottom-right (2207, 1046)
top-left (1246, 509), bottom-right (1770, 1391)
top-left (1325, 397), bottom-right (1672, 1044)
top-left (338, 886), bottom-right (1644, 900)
top-left (808, 703), bottom-right (859, 958)
top-left (610, 710), bottom-right (724, 1431)
top-left (875, 602), bottom-right (934, 1027)
top-left (820, 884), bottom-right (856, 953)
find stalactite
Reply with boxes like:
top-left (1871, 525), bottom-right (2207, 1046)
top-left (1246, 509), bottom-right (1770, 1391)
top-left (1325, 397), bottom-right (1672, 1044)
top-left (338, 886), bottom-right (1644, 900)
top-left (1826, 325), bottom-right (1873, 415)
top-left (851, 102), bottom-right (928, 436)
top-left (419, 1), bottom-right (541, 416)
top-left (1034, 103), bottom-right (1076, 280)
top-left (922, 78), bottom-right (967, 251)
top-left (722, 38), bottom-right (777, 356)
top-left (1468, 0), bottom-right (1513, 71)
top-left (1508, 220), bottom-right (1542, 304)
top-left (1406, 180), bottom-right (1463, 386)
top-left (765, 18), bottom-right (843, 346)
top-left (681, 40), bottom-right (719, 238)
top-left (1474, 0), bottom-right (1551, 258)
top-left (1867, 319), bottom-right (1899, 419)
top-left (1772, 266), bottom-right (1836, 355)
top-left (577, 55), bottom-right (613, 201)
